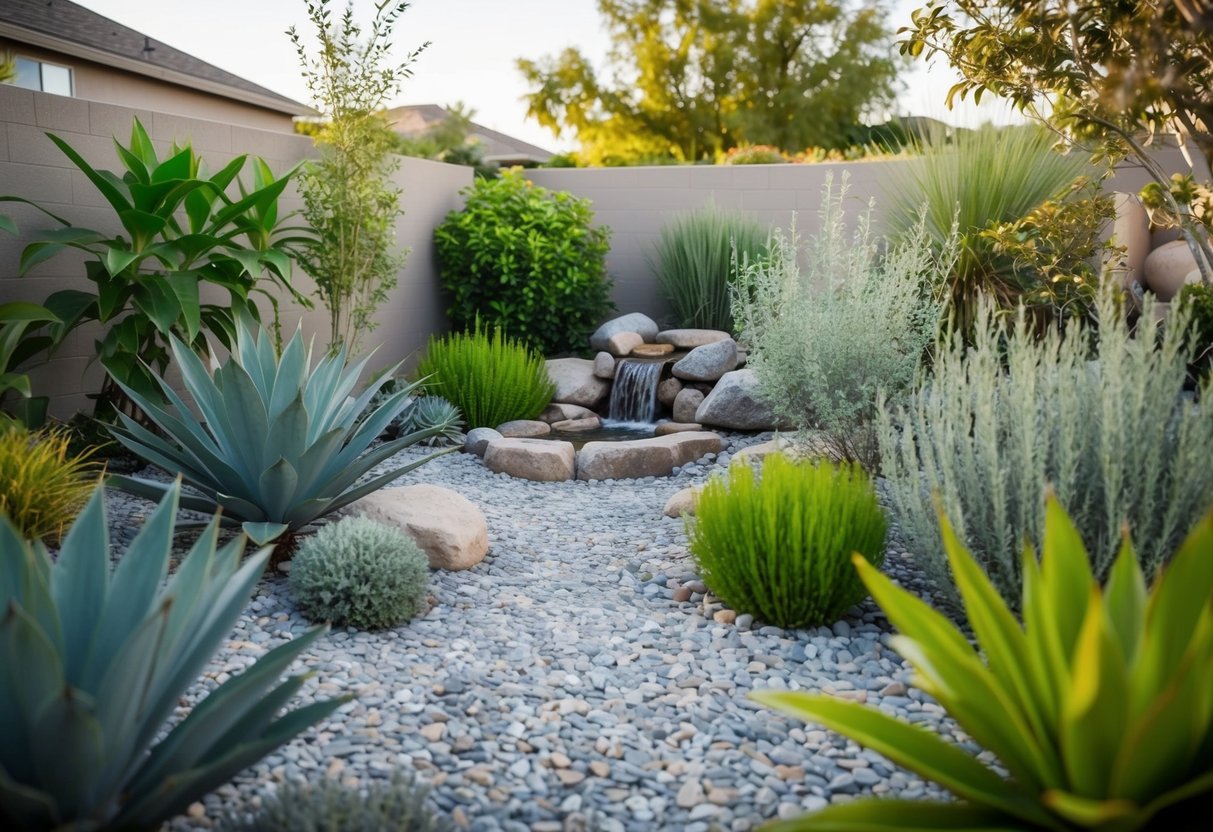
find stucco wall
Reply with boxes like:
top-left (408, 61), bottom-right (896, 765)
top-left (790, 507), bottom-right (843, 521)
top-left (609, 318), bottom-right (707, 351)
top-left (0, 85), bottom-right (470, 418)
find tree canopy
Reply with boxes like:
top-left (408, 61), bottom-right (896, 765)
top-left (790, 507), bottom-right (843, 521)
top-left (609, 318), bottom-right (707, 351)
top-left (517, 0), bottom-right (901, 166)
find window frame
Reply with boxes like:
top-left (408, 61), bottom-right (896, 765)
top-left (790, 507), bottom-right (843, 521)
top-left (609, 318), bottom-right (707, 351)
top-left (12, 55), bottom-right (74, 96)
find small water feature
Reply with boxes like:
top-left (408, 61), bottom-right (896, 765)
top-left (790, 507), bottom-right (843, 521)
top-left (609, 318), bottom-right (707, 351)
top-left (609, 358), bottom-right (663, 423)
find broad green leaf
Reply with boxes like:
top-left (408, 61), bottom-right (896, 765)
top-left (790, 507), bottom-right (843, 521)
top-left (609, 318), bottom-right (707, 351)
top-left (241, 521), bottom-right (289, 545)
top-left (47, 132), bottom-right (132, 212)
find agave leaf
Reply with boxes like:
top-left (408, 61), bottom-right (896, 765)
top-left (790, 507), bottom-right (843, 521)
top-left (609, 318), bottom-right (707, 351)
top-left (263, 395), bottom-right (309, 475)
top-left (108, 417), bottom-right (217, 490)
top-left (0, 603), bottom-right (65, 778)
top-left (257, 457), bottom-right (300, 520)
top-left (50, 489), bottom-right (110, 681)
top-left (267, 331), bottom-right (306, 419)
top-left (1040, 790), bottom-right (1144, 829)
top-left (106, 474), bottom-right (227, 516)
top-left (761, 799), bottom-right (1028, 831)
top-left (214, 360), bottom-right (270, 470)
top-left (1139, 767), bottom-right (1213, 823)
top-left (242, 522), bottom-right (289, 546)
top-left (287, 426), bottom-right (348, 498)
top-left (0, 767), bottom-right (57, 830)
top-left (1102, 533), bottom-right (1146, 670)
top-left (1039, 497), bottom-right (1094, 663)
top-left (30, 687), bottom-right (104, 816)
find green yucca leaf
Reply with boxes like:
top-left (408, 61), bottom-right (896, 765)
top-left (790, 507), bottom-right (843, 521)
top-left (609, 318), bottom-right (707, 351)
top-left (757, 798), bottom-right (1027, 831)
top-left (751, 497), bottom-right (1213, 830)
top-left (107, 321), bottom-right (452, 543)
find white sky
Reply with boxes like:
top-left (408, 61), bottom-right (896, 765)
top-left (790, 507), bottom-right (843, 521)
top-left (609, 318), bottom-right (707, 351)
top-left (71, 0), bottom-right (1018, 152)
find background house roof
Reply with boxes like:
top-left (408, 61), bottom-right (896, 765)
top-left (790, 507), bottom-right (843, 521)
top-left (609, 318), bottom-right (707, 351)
top-left (385, 104), bottom-right (554, 165)
top-left (0, 0), bottom-right (310, 115)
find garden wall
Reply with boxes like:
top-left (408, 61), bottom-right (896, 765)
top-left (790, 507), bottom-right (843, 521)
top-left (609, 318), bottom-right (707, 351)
top-left (0, 85), bottom-right (470, 418)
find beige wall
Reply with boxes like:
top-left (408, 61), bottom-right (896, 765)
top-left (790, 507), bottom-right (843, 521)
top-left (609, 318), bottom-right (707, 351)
top-left (0, 38), bottom-right (296, 133)
top-left (0, 85), bottom-right (470, 418)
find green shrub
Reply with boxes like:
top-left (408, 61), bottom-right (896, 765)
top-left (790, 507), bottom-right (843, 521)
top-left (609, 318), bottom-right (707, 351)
top-left (755, 498), bottom-right (1213, 832)
top-left (415, 323), bottom-right (555, 429)
top-left (651, 206), bottom-right (770, 332)
top-left (878, 291), bottom-right (1213, 607)
top-left (434, 170), bottom-right (613, 355)
top-left (222, 773), bottom-right (452, 831)
top-left (688, 454), bottom-right (887, 628)
top-left (0, 424), bottom-right (97, 543)
top-left (290, 516), bottom-right (430, 630)
top-left (888, 124), bottom-right (1089, 328)
top-left (723, 145), bottom-right (788, 165)
top-left (1178, 282), bottom-right (1213, 376)
top-left (403, 396), bottom-right (466, 446)
top-left (733, 178), bottom-right (952, 469)
top-left (0, 482), bottom-right (343, 831)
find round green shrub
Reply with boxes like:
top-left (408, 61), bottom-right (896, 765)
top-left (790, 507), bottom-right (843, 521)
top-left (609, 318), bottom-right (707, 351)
top-left (289, 516), bottom-right (429, 630)
top-left (415, 323), bottom-right (555, 428)
top-left (688, 454), bottom-right (887, 628)
top-left (433, 170), bottom-right (613, 355)
top-left (221, 773), bottom-right (452, 831)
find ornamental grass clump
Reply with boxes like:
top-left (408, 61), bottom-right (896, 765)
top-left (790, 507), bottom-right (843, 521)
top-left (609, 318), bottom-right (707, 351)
top-left (0, 424), bottom-right (97, 543)
top-left (289, 516), bottom-right (429, 630)
top-left (688, 454), bottom-right (887, 628)
top-left (755, 498), bottom-right (1213, 831)
top-left (879, 291), bottom-right (1213, 607)
top-left (415, 323), bottom-right (554, 429)
top-left (651, 206), bottom-right (770, 332)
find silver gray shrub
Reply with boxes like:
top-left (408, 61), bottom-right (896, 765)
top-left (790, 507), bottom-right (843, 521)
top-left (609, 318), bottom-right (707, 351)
top-left (878, 291), bottom-right (1213, 606)
top-left (732, 176), bottom-right (954, 468)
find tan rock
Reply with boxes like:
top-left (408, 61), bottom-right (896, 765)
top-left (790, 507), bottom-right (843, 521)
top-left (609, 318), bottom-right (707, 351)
top-left (592, 350), bottom-right (616, 379)
top-left (589, 760), bottom-right (611, 778)
top-left (631, 343), bottom-right (675, 357)
top-left (555, 769), bottom-right (586, 786)
top-left (497, 419), bottom-right (551, 438)
top-left (540, 402), bottom-right (597, 423)
top-left (338, 485), bottom-right (488, 571)
top-left (484, 438), bottom-right (576, 482)
top-left (653, 421), bottom-right (702, 436)
top-left (551, 416), bottom-right (602, 432)
top-left (606, 331), bottom-right (645, 357)
top-left (420, 722), bottom-right (446, 742)
top-left (663, 485), bottom-right (703, 518)
top-left (656, 328), bottom-right (731, 348)
top-left (673, 388), bottom-right (705, 423)
top-left (546, 358), bottom-right (610, 408)
top-left (576, 431), bottom-right (721, 481)
top-left (656, 377), bottom-right (683, 406)
top-left (714, 609), bottom-right (737, 624)
top-left (675, 778), bottom-right (706, 808)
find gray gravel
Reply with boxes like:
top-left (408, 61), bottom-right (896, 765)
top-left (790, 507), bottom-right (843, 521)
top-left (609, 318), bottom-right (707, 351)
top-left (104, 432), bottom-right (969, 832)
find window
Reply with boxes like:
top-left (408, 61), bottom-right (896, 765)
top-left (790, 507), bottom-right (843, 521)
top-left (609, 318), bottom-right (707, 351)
top-left (12, 57), bottom-right (73, 96)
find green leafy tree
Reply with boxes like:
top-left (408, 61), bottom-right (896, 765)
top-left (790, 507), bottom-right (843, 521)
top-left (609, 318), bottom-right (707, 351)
top-left (394, 102), bottom-right (500, 179)
top-left (0, 52), bottom-right (15, 84)
top-left (518, 0), bottom-right (900, 165)
top-left (900, 0), bottom-right (1213, 283)
top-left (289, 0), bottom-right (427, 352)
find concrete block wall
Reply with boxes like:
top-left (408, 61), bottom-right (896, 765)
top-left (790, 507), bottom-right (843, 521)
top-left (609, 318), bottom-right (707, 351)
top-left (0, 85), bottom-right (470, 418)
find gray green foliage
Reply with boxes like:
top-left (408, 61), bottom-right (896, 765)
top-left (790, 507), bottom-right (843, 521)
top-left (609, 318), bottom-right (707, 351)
top-left (733, 178), bottom-right (953, 469)
top-left (688, 455), bottom-right (887, 628)
top-left (290, 0), bottom-right (426, 353)
top-left (878, 291), bottom-right (1213, 607)
top-left (106, 322), bottom-right (455, 545)
top-left (651, 206), bottom-right (770, 332)
top-left (415, 323), bottom-right (555, 429)
top-left (222, 772), bottom-right (451, 831)
top-left (0, 482), bottom-right (343, 831)
top-left (289, 516), bottom-right (430, 630)
top-left (403, 396), bottom-right (466, 447)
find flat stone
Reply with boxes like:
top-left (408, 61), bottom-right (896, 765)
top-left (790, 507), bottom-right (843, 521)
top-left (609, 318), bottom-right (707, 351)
top-left (590, 312), bottom-right (659, 351)
top-left (656, 377), bottom-right (683, 407)
top-left (733, 435), bottom-right (807, 463)
top-left (695, 369), bottom-right (779, 430)
top-left (656, 329), bottom-right (731, 348)
top-left (484, 438), bottom-right (576, 482)
top-left (631, 343), bottom-right (675, 357)
top-left (337, 485), bottom-right (489, 571)
top-left (539, 402), bottom-right (597, 423)
top-left (606, 331), bottom-right (644, 357)
top-left (497, 419), bottom-right (551, 438)
top-left (592, 351), bottom-right (616, 380)
top-left (576, 432), bottom-right (722, 481)
top-left (672, 338), bottom-right (738, 382)
top-left (547, 358), bottom-right (610, 409)
top-left (464, 427), bottom-right (502, 457)
top-left (663, 485), bottom-right (703, 518)
top-left (673, 388), bottom-right (705, 424)
top-left (653, 421), bottom-right (703, 436)
top-left (551, 416), bottom-right (602, 432)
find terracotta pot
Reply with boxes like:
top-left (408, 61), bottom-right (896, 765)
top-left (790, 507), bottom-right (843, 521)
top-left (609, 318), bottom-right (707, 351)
top-left (1106, 192), bottom-right (1150, 292)
top-left (1143, 240), bottom-right (1199, 300)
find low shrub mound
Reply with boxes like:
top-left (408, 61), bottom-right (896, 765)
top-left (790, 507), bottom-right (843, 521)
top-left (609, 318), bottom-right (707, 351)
top-left (289, 516), bottom-right (430, 630)
top-left (0, 424), bottom-right (97, 543)
top-left (416, 323), bottom-right (554, 429)
top-left (688, 454), bottom-right (887, 628)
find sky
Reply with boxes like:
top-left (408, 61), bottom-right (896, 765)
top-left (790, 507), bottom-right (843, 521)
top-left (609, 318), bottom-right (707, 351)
top-left (71, 0), bottom-right (1019, 152)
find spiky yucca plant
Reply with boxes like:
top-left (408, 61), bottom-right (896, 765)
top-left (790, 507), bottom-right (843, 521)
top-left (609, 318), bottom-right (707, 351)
top-left (107, 322), bottom-right (455, 545)
top-left (0, 424), bottom-right (97, 543)
top-left (0, 482), bottom-right (344, 831)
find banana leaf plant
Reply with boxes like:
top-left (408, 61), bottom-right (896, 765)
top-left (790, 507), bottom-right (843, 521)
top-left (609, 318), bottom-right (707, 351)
top-left (0, 301), bottom-right (56, 428)
top-left (0, 117), bottom-right (313, 421)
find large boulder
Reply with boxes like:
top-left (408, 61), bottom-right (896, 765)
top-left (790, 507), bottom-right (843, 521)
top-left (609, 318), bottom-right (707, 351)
top-left (497, 419), bottom-right (551, 438)
top-left (338, 485), bottom-right (488, 571)
top-left (464, 427), bottom-right (502, 457)
top-left (484, 438), bottom-right (576, 482)
top-left (547, 358), bottom-right (610, 409)
top-left (673, 388), bottom-right (705, 423)
top-left (576, 431), bottom-right (721, 480)
top-left (672, 338), bottom-right (739, 382)
top-left (540, 402), bottom-right (598, 423)
top-left (695, 369), bottom-right (778, 430)
top-left (655, 329), bottom-right (731, 349)
top-left (590, 313), bottom-right (660, 351)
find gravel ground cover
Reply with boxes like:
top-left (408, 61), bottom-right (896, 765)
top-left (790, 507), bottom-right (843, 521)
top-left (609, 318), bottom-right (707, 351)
top-left (105, 433), bottom-right (972, 832)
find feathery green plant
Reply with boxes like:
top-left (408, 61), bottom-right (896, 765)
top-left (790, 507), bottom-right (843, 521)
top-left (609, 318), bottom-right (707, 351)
top-left (651, 206), bottom-right (770, 332)
top-left (888, 124), bottom-right (1089, 326)
top-left (0, 482), bottom-right (344, 831)
top-left (0, 424), bottom-right (97, 543)
top-left (106, 321), bottom-right (455, 546)
top-left (415, 322), bottom-right (554, 429)
top-left (688, 454), bottom-right (887, 628)
top-left (733, 178), bottom-right (952, 469)
top-left (878, 291), bottom-right (1213, 606)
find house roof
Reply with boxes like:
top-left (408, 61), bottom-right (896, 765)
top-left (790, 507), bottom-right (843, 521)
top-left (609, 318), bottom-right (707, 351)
top-left (0, 0), bottom-right (310, 116)
top-left (384, 104), bottom-right (554, 164)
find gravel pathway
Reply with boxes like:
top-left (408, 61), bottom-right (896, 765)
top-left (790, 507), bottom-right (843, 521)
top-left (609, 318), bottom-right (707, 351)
top-left (113, 433), bottom-right (970, 832)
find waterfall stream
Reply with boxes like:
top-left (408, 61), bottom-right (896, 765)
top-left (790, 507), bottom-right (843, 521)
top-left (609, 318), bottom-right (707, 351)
top-left (607, 359), bottom-right (663, 424)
